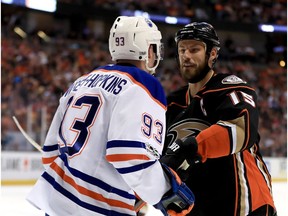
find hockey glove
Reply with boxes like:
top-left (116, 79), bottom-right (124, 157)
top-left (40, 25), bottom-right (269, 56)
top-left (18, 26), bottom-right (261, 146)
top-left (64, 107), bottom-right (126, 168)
top-left (154, 163), bottom-right (195, 216)
top-left (160, 137), bottom-right (201, 180)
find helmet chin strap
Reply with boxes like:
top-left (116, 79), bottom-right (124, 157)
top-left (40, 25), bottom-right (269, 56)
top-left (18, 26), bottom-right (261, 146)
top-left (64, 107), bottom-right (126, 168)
top-left (145, 58), bottom-right (160, 75)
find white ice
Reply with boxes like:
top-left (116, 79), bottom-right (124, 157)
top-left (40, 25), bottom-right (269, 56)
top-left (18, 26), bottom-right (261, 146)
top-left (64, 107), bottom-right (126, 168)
top-left (1, 182), bottom-right (287, 216)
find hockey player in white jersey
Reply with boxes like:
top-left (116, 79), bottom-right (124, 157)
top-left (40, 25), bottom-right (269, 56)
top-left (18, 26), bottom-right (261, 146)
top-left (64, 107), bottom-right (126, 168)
top-left (26, 16), bottom-right (194, 216)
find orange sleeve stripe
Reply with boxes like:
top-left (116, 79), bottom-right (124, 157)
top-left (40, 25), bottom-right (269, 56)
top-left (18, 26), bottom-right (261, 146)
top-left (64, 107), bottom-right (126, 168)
top-left (50, 162), bottom-right (135, 210)
top-left (196, 124), bottom-right (230, 162)
top-left (42, 156), bottom-right (58, 165)
top-left (134, 199), bottom-right (146, 212)
top-left (106, 154), bottom-right (150, 162)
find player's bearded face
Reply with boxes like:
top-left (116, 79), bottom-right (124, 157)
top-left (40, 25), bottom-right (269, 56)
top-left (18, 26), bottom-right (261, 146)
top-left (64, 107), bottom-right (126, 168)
top-left (178, 40), bottom-right (208, 83)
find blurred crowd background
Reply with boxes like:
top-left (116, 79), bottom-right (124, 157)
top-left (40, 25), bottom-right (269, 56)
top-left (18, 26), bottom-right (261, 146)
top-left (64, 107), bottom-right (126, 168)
top-left (1, 0), bottom-right (287, 157)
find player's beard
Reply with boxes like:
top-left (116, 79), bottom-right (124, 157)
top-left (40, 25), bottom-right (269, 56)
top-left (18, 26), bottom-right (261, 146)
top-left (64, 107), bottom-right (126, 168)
top-left (181, 55), bottom-right (211, 84)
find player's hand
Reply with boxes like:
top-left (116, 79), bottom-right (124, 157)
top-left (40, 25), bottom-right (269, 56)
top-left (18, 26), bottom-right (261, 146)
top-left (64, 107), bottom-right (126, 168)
top-left (160, 137), bottom-right (201, 173)
top-left (167, 205), bottom-right (194, 216)
top-left (154, 164), bottom-right (195, 216)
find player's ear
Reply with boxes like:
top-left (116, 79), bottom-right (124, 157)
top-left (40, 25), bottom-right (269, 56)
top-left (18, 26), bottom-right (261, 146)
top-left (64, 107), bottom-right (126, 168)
top-left (208, 47), bottom-right (217, 68)
top-left (147, 45), bottom-right (156, 65)
top-left (148, 44), bottom-right (153, 58)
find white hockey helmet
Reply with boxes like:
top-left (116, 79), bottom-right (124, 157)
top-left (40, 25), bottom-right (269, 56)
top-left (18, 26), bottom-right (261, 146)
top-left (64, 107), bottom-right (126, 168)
top-left (109, 16), bottom-right (163, 73)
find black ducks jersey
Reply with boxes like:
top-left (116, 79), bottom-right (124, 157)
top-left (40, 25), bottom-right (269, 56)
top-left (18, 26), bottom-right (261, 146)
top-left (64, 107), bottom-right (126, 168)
top-left (164, 73), bottom-right (275, 216)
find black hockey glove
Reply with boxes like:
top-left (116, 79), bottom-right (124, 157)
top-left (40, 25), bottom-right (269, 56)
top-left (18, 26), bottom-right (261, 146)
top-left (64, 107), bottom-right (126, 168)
top-left (154, 163), bottom-right (195, 216)
top-left (160, 137), bottom-right (201, 180)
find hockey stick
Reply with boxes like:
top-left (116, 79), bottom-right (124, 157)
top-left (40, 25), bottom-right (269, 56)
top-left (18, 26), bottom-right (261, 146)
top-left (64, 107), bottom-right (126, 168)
top-left (12, 115), bottom-right (146, 212)
top-left (12, 115), bottom-right (148, 212)
top-left (12, 116), bottom-right (43, 153)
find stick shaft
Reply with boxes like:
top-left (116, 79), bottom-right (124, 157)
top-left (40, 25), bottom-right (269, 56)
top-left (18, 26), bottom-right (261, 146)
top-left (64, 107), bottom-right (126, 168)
top-left (12, 116), bottom-right (43, 153)
top-left (12, 116), bottom-right (147, 212)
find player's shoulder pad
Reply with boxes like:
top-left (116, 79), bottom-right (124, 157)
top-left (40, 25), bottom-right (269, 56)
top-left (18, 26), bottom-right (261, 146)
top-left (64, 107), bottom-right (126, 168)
top-left (203, 73), bottom-right (252, 93)
top-left (221, 74), bottom-right (247, 85)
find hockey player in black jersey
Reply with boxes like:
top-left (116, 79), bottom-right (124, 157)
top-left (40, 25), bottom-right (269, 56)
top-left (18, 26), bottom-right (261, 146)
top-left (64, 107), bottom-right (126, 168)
top-left (160, 22), bottom-right (277, 216)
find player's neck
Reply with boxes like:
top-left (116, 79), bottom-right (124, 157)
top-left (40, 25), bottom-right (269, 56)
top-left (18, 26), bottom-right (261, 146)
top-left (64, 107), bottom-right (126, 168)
top-left (188, 70), bottom-right (214, 97)
top-left (116, 60), bottom-right (141, 68)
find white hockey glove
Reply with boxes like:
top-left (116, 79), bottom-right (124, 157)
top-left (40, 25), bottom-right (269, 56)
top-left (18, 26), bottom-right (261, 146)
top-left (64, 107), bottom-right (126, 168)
top-left (154, 163), bottom-right (195, 216)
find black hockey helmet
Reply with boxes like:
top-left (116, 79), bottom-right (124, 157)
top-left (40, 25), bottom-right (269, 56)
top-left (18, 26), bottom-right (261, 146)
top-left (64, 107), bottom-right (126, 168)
top-left (175, 22), bottom-right (220, 57)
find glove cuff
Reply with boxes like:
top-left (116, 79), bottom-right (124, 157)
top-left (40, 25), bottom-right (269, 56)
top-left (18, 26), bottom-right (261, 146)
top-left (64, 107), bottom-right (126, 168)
top-left (183, 136), bottom-right (198, 153)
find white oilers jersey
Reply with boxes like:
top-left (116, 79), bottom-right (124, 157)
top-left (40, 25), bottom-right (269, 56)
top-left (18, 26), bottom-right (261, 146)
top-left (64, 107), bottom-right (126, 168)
top-left (26, 64), bottom-right (170, 216)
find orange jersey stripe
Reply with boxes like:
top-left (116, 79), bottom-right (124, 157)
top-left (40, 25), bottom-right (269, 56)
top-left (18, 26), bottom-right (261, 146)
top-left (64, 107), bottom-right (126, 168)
top-left (50, 162), bottom-right (135, 210)
top-left (196, 124), bottom-right (230, 162)
top-left (242, 150), bottom-right (275, 211)
top-left (42, 156), bottom-right (58, 165)
top-left (106, 154), bottom-right (150, 162)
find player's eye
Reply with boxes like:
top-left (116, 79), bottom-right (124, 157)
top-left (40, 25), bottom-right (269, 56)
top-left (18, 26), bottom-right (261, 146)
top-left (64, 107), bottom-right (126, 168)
top-left (178, 48), bottom-right (185, 54)
top-left (189, 47), bottom-right (200, 53)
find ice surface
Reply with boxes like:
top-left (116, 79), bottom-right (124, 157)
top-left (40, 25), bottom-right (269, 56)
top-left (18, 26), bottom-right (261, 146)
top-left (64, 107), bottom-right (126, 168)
top-left (0, 182), bottom-right (287, 216)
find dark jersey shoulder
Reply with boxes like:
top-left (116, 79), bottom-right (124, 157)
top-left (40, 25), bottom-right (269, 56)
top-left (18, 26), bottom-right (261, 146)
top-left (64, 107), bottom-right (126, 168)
top-left (167, 85), bottom-right (189, 107)
top-left (166, 85), bottom-right (189, 127)
top-left (200, 73), bottom-right (250, 94)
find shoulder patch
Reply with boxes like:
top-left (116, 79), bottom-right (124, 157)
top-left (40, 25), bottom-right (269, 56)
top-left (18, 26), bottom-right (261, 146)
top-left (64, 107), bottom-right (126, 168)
top-left (221, 75), bottom-right (247, 84)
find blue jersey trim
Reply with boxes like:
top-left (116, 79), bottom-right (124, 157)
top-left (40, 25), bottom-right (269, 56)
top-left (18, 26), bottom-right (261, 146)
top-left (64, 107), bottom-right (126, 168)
top-left (42, 172), bottom-right (134, 216)
top-left (58, 154), bottom-right (135, 200)
top-left (107, 140), bottom-right (146, 149)
top-left (43, 144), bottom-right (58, 152)
top-left (116, 161), bottom-right (156, 174)
top-left (98, 65), bottom-right (167, 107)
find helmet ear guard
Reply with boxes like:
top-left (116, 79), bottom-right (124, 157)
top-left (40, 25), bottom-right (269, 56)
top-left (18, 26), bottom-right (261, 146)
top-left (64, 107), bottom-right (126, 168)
top-left (109, 16), bottom-right (163, 73)
top-left (175, 22), bottom-right (220, 68)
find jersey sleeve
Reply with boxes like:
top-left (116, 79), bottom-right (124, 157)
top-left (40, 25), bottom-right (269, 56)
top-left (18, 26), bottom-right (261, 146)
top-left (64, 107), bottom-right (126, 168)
top-left (41, 93), bottom-right (73, 169)
top-left (196, 85), bottom-right (259, 162)
top-left (41, 105), bottom-right (62, 170)
top-left (106, 84), bottom-right (170, 205)
top-left (41, 76), bottom-right (87, 169)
